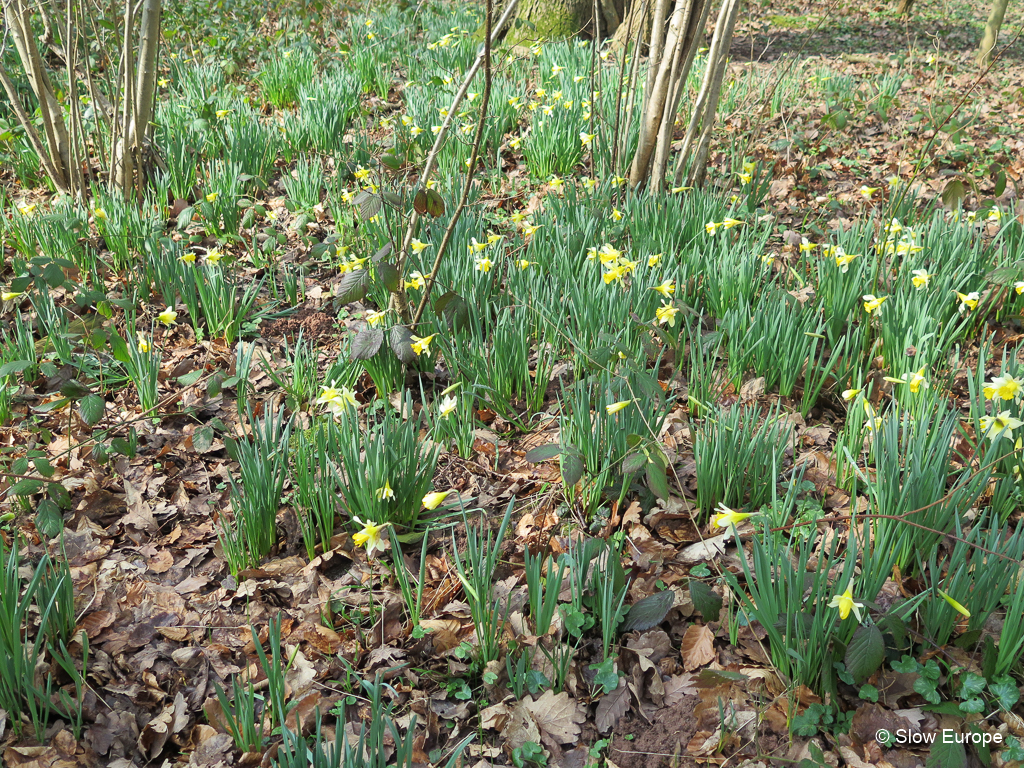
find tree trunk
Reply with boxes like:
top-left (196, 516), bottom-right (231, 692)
top-left (505, 0), bottom-right (594, 46)
top-left (895, 0), bottom-right (914, 16)
top-left (976, 0), bottom-right (1008, 67)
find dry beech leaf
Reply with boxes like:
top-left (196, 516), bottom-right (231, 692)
top-left (595, 680), bottom-right (632, 733)
top-left (523, 690), bottom-right (586, 744)
top-left (680, 624), bottom-right (716, 671)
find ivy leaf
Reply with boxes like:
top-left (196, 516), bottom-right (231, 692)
top-left (688, 579), bottom-right (723, 623)
top-left (350, 327), bottom-right (384, 360)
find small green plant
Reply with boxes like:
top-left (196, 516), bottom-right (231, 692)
top-left (451, 500), bottom-right (514, 666)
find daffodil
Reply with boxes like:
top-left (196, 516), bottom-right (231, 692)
top-left (411, 334), bottom-right (436, 356)
top-left (205, 191), bottom-right (218, 203)
top-left (911, 269), bottom-right (933, 289)
top-left (799, 238), bottom-right (816, 253)
top-left (317, 385), bottom-right (357, 418)
top-left (737, 172), bottom-right (752, 184)
top-left (522, 223), bottom-right (541, 237)
top-left (548, 176), bottom-right (564, 193)
top-left (582, 177), bottom-right (597, 191)
top-left (405, 271), bottom-right (427, 290)
top-left (954, 290), bottom-right (980, 312)
top-left (651, 280), bottom-right (675, 298)
top-left (366, 310), bottom-right (387, 327)
top-left (179, 251), bottom-right (197, 264)
top-left (884, 366), bottom-right (928, 393)
top-left (486, 233), bottom-right (503, 246)
top-left (2, 290), bottom-right (23, 301)
top-left (351, 516), bottom-right (389, 558)
top-left (722, 218), bottom-right (743, 229)
top-left (17, 203), bottom-right (36, 216)
top-left (983, 374), bottom-right (1023, 401)
top-left (551, 64), bottom-right (564, 75)
top-left (1014, 281), bottom-right (1024, 295)
top-left (422, 490), bottom-right (451, 510)
top-left (711, 503), bottom-right (756, 538)
top-left (580, 131), bottom-right (597, 146)
top-left (988, 208), bottom-right (1002, 221)
top-left (136, 333), bottom-right (151, 353)
top-left (862, 294), bottom-right (887, 314)
top-left (468, 237), bottom-right (487, 254)
top-left (841, 388), bottom-right (861, 402)
top-left (158, 78), bottom-right (170, 87)
top-left (603, 265), bottom-right (627, 284)
top-left (612, 209), bottom-right (623, 221)
top-left (410, 125), bottom-right (424, 137)
top-left (93, 207), bottom-right (107, 221)
top-left (671, 185), bottom-right (692, 193)
top-left (979, 411), bottom-right (1024, 441)
top-left (937, 590), bottom-right (971, 618)
top-left (648, 253), bottom-right (662, 267)
top-left (828, 583), bottom-right (864, 622)
top-left (834, 252), bottom-right (857, 273)
top-left (439, 395), bottom-right (458, 418)
top-left (475, 256), bottom-right (492, 273)
top-left (158, 308), bottom-right (177, 325)
top-left (859, 185), bottom-right (879, 198)
top-left (884, 218), bottom-right (903, 235)
top-left (410, 239), bottom-right (431, 253)
top-left (518, 259), bottom-right (535, 270)
top-left (574, 75), bottom-right (586, 83)
top-left (216, 109), bottom-right (231, 119)
top-left (375, 481), bottom-right (395, 501)
top-left (705, 221), bottom-right (722, 236)
top-left (606, 400), bottom-right (632, 415)
top-left (655, 303), bottom-right (679, 327)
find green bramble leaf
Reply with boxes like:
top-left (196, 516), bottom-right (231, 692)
top-left (524, 444), bottom-right (561, 462)
top-left (350, 327), bottom-right (384, 360)
top-left (845, 624), bottom-right (885, 684)
top-left (621, 590), bottom-right (675, 632)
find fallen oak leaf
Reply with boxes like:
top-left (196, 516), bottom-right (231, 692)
top-left (595, 679), bottom-right (632, 734)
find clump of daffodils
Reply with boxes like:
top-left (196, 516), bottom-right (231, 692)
top-left (586, 242), bottom-right (638, 286)
top-left (317, 385), bottom-right (357, 419)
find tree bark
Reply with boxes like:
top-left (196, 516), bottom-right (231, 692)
top-left (976, 0), bottom-right (1008, 67)
top-left (895, 0), bottom-right (914, 16)
top-left (505, 0), bottom-right (594, 46)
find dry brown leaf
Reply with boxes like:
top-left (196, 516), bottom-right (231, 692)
top-left (680, 624), bottom-right (715, 671)
top-left (523, 690), bottom-right (586, 744)
top-left (594, 681), bottom-right (631, 734)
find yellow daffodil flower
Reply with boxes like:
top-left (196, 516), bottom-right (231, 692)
top-left (722, 218), bottom-right (743, 229)
top-left (671, 185), bottom-right (692, 193)
top-left (179, 251), bottom-right (197, 264)
top-left (988, 208), bottom-right (1001, 221)
top-left (582, 176), bottom-right (597, 190)
top-left (712, 503), bottom-right (756, 537)
top-left (606, 400), bottom-right (632, 415)
top-left (655, 303), bottom-right (679, 327)
top-left (954, 290), bottom-right (980, 312)
top-left (548, 176), bottom-right (564, 192)
top-left (366, 310), bottom-right (387, 327)
top-left (651, 280), bottom-right (675, 298)
top-left (862, 294), bottom-right (887, 314)
top-left (2, 290), bottom-right (23, 301)
top-left (705, 221), bottom-right (722, 236)
top-left (468, 237), bottom-right (487, 253)
top-left (983, 374), bottom-right (1023, 401)
top-left (842, 388), bottom-right (861, 402)
top-left (158, 78), bottom-right (170, 87)
top-left (475, 256), bottom-right (493, 272)
top-left (422, 490), bottom-right (451, 510)
top-left (216, 109), bottom-right (231, 119)
top-left (518, 260), bottom-right (535, 270)
top-left (859, 185), bottom-right (879, 198)
top-left (828, 583), bottom-right (864, 622)
top-left (157, 308), bottom-right (177, 325)
top-left (1014, 281), bottom-right (1024, 295)
top-left (911, 269), bottom-right (933, 289)
top-left (136, 333), bottom-right (151, 353)
top-left (510, 212), bottom-right (527, 224)
top-left (799, 238), bottom-right (816, 253)
top-left (375, 481), bottom-right (395, 501)
top-left (411, 334), bottom-right (436, 356)
top-left (439, 394), bottom-right (458, 418)
top-left (884, 366), bottom-right (928, 393)
top-left (317, 385), bottom-right (357, 418)
top-left (938, 590), bottom-right (971, 618)
top-left (648, 253), bottom-right (663, 267)
top-left (205, 192), bottom-right (218, 203)
top-left (17, 203), bottom-right (36, 216)
top-left (611, 175), bottom-right (627, 187)
top-left (737, 172), bottom-right (752, 184)
top-left (980, 411), bottom-right (1024, 441)
top-left (835, 252), bottom-right (857, 273)
top-left (93, 208), bottom-right (107, 221)
top-left (551, 64), bottom-right (564, 75)
top-left (351, 516), bottom-right (389, 558)
top-left (742, 161), bottom-right (756, 174)
top-left (522, 223), bottom-right (541, 237)
top-left (580, 131), bottom-right (597, 146)
top-left (486, 233), bottom-right (503, 246)
top-left (508, 136), bottom-right (522, 149)
top-left (611, 209), bottom-right (623, 222)
top-left (410, 239), bottom-right (431, 253)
